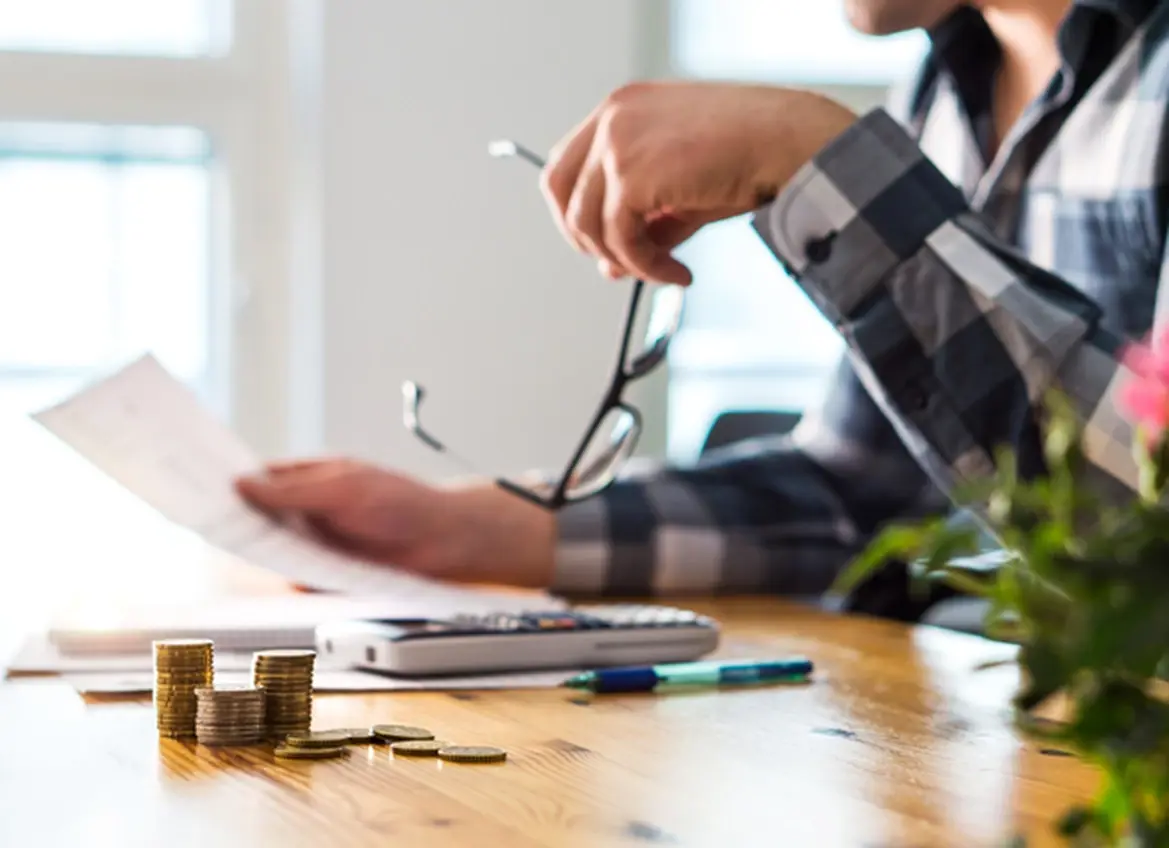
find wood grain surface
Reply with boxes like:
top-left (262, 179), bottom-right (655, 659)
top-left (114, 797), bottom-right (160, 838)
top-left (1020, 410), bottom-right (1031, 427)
top-left (0, 597), bottom-right (1098, 848)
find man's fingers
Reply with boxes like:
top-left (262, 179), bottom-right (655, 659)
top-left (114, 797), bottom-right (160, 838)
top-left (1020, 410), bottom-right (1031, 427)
top-left (598, 258), bottom-right (624, 279)
top-left (566, 156), bottom-right (620, 268)
top-left (235, 463), bottom-right (356, 513)
top-left (256, 457), bottom-right (339, 477)
top-left (646, 214), bottom-right (711, 252)
top-left (540, 110), bottom-right (600, 252)
top-left (605, 199), bottom-right (692, 286)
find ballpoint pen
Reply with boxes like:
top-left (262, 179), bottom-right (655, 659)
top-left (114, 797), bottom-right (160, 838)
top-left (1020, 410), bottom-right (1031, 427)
top-left (561, 658), bottom-right (813, 694)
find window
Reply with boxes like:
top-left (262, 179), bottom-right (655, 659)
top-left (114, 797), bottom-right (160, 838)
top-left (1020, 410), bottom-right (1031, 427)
top-left (0, 1), bottom-right (318, 629)
top-left (0, 123), bottom-right (212, 415)
top-left (0, 0), bottom-right (226, 56)
top-left (666, 0), bottom-right (927, 461)
top-left (0, 2), bottom-right (307, 450)
top-left (670, 0), bottom-right (926, 84)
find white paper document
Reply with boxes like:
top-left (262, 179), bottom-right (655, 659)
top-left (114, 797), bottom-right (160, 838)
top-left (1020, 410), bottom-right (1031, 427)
top-left (61, 668), bottom-right (574, 695)
top-left (8, 621), bottom-right (577, 695)
top-left (36, 593), bottom-right (552, 657)
top-left (31, 354), bottom-right (559, 607)
top-left (8, 637), bottom-right (573, 694)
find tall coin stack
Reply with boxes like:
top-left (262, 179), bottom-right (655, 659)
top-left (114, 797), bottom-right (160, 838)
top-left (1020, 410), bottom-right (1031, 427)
top-left (153, 638), bottom-right (214, 739)
top-left (251, 649), bottom-right (316, 740)
top-left (195, 685), bottom-right (267, 746)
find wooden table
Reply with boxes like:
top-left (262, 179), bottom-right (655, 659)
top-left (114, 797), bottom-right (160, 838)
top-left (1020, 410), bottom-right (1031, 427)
top-left (0, 597), bottom-right (1097, 848)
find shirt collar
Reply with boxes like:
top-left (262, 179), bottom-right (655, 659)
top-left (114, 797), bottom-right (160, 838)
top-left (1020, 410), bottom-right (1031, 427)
top-left (1075, 0), bottom-right (1160, 31)
top-left (925, 0), bottom-right (1161, 76)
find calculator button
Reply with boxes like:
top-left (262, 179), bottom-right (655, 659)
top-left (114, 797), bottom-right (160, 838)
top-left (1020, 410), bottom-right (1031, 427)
top-left (519, 614), bottom-right (575, 631)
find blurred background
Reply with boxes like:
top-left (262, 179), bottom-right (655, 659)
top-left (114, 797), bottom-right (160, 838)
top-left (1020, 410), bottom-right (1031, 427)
top-left (0, 0), bottom-right (926, 480)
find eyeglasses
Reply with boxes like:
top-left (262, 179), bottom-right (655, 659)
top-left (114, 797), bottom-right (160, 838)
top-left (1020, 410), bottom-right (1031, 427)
top-left (402, 140), bottom-right (685, 510)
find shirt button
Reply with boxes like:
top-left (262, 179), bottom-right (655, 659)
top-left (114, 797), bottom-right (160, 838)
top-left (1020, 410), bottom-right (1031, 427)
top-left (804, 230), bottom-right (837, 264)
top-left (904, 384), bottom-right (929, 412)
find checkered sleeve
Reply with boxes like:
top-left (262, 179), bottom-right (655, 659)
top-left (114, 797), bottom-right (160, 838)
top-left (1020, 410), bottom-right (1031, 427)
top-left (550, 386), bottom-right (947, 597)
top-left (751, 107), bottom-right (1165, 511)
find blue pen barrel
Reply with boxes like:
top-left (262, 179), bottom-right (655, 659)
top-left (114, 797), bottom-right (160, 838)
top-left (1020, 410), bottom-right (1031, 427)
top-left (717, 659), bottom-right (813, 683)
top-left (590, 667), bottom-right (661, 693)
top-left (575, 658), bottom-right (815, 693)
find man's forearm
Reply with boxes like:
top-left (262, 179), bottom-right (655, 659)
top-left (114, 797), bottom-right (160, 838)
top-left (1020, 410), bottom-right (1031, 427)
top-left (549, 436), bottom-right (939, 597)
top-left (751, 107), bottom-right (1161, 508)
top-left (442, 483), bottom-right (557, 589)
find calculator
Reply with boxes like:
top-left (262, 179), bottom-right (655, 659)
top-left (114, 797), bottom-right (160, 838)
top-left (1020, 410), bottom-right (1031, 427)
top-left (314, 605), bottom-right (720, 676)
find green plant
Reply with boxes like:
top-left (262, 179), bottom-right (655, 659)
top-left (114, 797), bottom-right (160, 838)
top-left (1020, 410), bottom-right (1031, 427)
top-left (834, 389), bottom-right (1168, 846)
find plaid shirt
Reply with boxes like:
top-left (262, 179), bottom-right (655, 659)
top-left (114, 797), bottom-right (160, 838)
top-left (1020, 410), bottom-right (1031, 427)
top-left (552, 0), bottom-right (1168, 596)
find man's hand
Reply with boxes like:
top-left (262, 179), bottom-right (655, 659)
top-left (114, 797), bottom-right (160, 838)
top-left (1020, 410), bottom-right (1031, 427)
top-left (235, 459), bottom-right (557, 588)
top-left (541, 81), bottom-right (856, 285)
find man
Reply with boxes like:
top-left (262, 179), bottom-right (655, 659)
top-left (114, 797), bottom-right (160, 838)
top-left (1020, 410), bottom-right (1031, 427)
top-left (237, 0), bottom-right (1168, 599)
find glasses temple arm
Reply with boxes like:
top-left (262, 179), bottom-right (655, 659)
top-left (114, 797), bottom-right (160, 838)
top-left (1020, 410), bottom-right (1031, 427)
top-left (402, 381), bottom-right (485, 478)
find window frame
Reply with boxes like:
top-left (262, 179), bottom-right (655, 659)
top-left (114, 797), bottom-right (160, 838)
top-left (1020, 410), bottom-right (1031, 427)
top-left (0, 0), bottom-right (321, 456)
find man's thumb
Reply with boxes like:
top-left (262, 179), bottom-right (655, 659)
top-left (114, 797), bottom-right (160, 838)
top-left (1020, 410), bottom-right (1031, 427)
top-left (235, 471), bottom-right (347, 513)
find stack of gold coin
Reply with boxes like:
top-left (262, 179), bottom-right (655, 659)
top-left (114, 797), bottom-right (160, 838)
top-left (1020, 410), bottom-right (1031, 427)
top-left (251, 649), bottom-right (315, 740)
top-left (153, 639), bottom-right (214, 739)
top-left (195, 685), bottom-right (266, 746)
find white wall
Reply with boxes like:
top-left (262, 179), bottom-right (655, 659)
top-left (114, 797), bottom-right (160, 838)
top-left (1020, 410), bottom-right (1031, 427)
top-left (315, 0), bottom-right (668, 481)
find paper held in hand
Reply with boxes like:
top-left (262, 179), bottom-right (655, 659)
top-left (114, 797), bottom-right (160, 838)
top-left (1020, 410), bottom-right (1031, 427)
top-left (29, 353), bottom-right (559, 608)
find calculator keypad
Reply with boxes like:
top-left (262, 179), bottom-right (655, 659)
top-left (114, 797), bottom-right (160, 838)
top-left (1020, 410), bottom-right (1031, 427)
top-left (448, 605), bottom-right (710, 633)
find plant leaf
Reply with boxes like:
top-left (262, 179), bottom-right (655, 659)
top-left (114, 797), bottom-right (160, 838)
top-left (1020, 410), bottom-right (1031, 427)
top-left (831, 524), bottom-right (930, 595)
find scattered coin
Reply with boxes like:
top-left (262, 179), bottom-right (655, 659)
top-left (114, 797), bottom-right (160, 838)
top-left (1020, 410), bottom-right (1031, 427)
top-left (437, 745), bottom-right (507, 764)
top-left (273, 744), bottom-right (350, 760)
top-left (194, 685), bottom-right (266, 747)
top-left (154, 639), bottom-right (214, 739)
top-left (336, 727), bottom-right (379, 744)
top-left (255, 648), bottom-right (317, 660)
top-left (284, 730), bottom-right (351, 749)
top-left (252, 649), bottom-right (316, 740)
top-left (390, 739), bottom-right (448, 756)
top-left (372, 724), bottom-right (434, 742)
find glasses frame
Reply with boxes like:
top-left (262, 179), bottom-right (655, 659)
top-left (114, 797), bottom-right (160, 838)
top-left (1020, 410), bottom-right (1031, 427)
top-left (402, 140), bottom-right (683, 511)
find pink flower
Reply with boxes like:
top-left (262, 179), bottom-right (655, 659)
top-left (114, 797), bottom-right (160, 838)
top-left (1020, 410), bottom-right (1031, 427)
top-left (1119, 326), bottom-right (1169, 434)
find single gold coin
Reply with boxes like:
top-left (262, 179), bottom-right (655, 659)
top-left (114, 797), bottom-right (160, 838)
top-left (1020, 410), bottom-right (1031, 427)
top-left (273, 744), bottom-right (350, 760)
top-left (254, 649), bottom-right (316, 659)
top-left (155, 638), bottom-right (214, 647)
top-left (437, 745), bottom-right (507, 763)
top-left (337, 728), bottom-right (378, 744)
top-left (390, 739), bottom-right (448, 756)
top-left (283, 730), bottom-right (351, 749)
top-left (372, 724), bottom-right (434, 742)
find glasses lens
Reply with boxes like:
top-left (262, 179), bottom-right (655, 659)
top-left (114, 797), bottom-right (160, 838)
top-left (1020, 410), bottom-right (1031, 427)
top-left (565, 406), bottom-right (642, 500)
top-left (625, 284), bottom-right (685, 379)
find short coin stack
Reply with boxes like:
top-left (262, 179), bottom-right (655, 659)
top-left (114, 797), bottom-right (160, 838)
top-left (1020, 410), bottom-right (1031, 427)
top-left (436, 745), bottom-right (507, 764)
top-left (251, 649), bottom-right (316, 740)
top-left (153, 639), bottom-right (214, 739)
top-left (195, 685), bottom-right (267, 746)
top-left (274, 730), bottom-right (351, 760)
